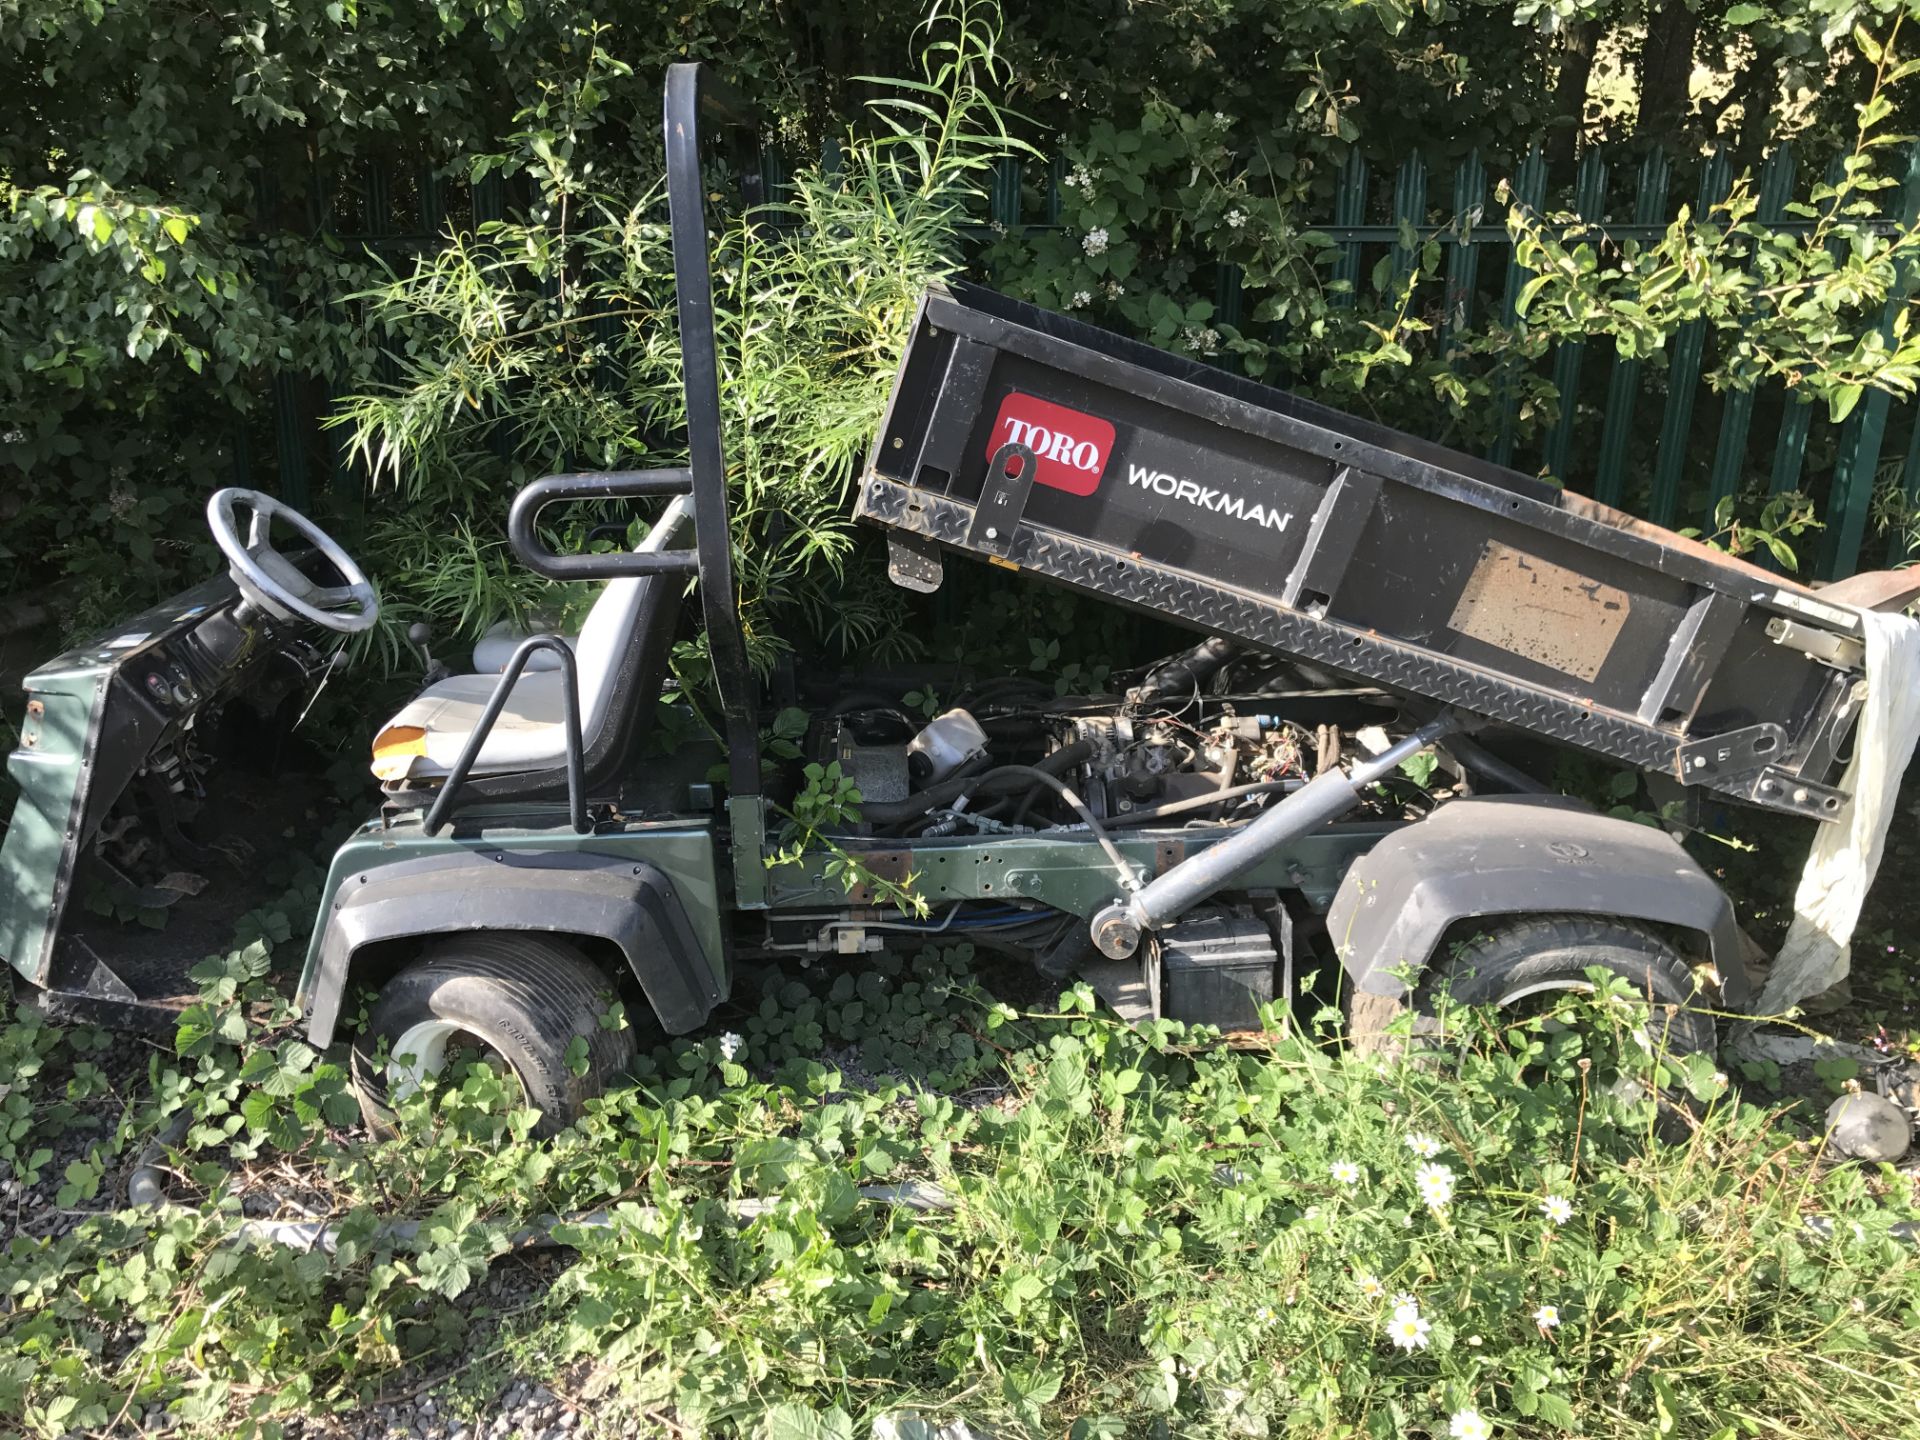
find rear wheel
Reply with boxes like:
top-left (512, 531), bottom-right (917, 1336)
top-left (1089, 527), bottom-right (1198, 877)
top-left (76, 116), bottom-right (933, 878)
top-left (1346, 913), bottom-right (1714, 1062)
top-left (350, 934), bottom-right (635, 1138)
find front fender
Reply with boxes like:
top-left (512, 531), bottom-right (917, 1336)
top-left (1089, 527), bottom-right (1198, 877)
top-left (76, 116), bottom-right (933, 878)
top-left (298, 848), bottom-right (721, 1047)
top-left (1326, 795), bottom-right (1748, 1003)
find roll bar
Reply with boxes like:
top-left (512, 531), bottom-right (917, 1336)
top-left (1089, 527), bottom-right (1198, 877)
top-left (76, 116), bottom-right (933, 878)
top-left (506, 62), bottom-right (762, 797)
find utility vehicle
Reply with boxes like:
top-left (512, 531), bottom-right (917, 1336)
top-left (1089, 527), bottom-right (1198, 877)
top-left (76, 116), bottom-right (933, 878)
top-left (6, 66), bottom-right (1916, 1133)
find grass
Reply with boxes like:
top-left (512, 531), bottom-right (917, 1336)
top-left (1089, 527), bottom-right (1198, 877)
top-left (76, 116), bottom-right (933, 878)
top-left (3, 880), bottom-right (1918, 1440)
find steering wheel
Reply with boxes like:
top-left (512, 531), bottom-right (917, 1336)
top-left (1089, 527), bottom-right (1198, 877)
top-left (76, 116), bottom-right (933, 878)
top-left (206, 488), bottom-right (379, 634)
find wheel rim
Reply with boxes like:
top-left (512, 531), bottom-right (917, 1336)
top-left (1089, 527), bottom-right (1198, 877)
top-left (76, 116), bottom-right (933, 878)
top-left (386, 1018), bottom-right (519, 1102)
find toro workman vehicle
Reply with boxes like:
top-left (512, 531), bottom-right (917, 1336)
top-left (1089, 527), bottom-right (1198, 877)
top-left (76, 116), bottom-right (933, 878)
top-left (5, 65), bottom-right (1914, 1132)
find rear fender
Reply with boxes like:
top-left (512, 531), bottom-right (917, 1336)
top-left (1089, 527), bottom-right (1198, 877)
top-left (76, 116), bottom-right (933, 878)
top-left (1326, 796), bottom-right (1748, 1004)
top-left (299, 849), bottom-right (722, 1047)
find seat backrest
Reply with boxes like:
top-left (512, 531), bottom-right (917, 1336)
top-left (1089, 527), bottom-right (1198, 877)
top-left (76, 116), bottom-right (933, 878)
top-left (574, 497), bottom-right (694, 748)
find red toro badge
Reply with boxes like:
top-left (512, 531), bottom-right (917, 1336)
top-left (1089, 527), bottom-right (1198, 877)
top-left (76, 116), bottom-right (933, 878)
top-left (983, 392), bottom-right (1116, 496)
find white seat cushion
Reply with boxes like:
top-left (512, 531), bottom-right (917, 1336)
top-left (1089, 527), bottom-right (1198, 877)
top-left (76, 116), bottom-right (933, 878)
top-left (370, 497), bottom-right (690, 783)
top-left (371, 672), bottom-right (574, 780)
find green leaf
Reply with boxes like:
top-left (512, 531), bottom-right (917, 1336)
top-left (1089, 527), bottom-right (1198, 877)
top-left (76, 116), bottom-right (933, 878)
top-left (564, 1034), bottom-right (591, 1077)
top-left (1724, 3), bottom-right (1766, 23)
top-left (163, 216), bottom-right (190, 245)
top-left (1828, 383), bottom-right (1864, 423)
top-left (760, 1403), bottom-right (853, 1440)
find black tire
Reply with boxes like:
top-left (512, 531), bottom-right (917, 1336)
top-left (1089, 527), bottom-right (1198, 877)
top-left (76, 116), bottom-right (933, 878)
top-left (1346, 912), bottom-right (1715, 1061)
top-left (350, 934), bottom-right (635, 1139)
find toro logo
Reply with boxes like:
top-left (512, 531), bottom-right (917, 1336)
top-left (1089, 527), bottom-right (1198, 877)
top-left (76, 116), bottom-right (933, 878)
top-left (983, 391), bottom-right (1115, 497)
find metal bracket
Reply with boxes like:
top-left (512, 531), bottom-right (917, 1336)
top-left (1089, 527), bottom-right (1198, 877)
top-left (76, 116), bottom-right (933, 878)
top-left (886, 532), bottom-right (944, 593)
top-left (1744, 767), bottom-right (1848, 821)
top-left (968, 442), bottom-right (1038, 558)
top-left (1766, 616), bottom-right (1866, 671)
top-left (1675, 723), bottom-right (1789, 782)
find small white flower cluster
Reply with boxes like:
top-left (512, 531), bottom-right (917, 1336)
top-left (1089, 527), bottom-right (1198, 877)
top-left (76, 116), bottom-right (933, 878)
top-left (1225, 209), bottom-right (1247, 229)
top-left (1449, 1408), bottom-right (1493, 1440)
top-left (1103, 279), bottom-right (1125, 299)
top-left (1212, 111), bottom-right (1230, 126)
top-left (1415, 1161), bottom-right (1455, 1212)
top-left (1069, 289), bottom-right (1093, 309)
top-left (718, 1031), bottom-right (743, 1063)
top-left (1082, 227), bottom-right (1110, 256)
top-left (1386, 1295), bottom-right (1431, 1351)
top-left (1181, 325), bottom-right (1220, 356)
top-left (1063, 163), bottom-right (1095, 192)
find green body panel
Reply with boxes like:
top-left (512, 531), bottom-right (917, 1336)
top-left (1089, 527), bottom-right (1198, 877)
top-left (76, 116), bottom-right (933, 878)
top-left (766, 822), bottom-right (1397, 917)
top-left (295, 808), bottom-right (729, 1008)
top-left (0, 664), bottom-right (108, 985)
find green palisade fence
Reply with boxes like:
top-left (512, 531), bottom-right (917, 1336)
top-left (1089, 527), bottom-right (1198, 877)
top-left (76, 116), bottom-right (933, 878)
top-left (256, 137), bottom-right (1920, 581)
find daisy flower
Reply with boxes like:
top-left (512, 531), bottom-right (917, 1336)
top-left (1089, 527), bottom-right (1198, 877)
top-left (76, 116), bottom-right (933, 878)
top-left (1356, 1273), bottom-right (1387, 1301)
top-left (1386, 1309), bottom-right (1432, 1351)
top-left (1532, 1304), bottom-right (1560, 1330)
top-left (1540, 1195), bottom-right (1574, 1225)
top-left (1405, 1132), bottom-right (1443, 1158)
top-left (1415, 1162), bottom-right (1455, 1210)
top-left (1330, 1159), bottom-right (1362, 1187)
top-left (1449, 1409), bottom-right (1493, 1440)
top-left (1391, 1290), bottom-right (1415, 1311)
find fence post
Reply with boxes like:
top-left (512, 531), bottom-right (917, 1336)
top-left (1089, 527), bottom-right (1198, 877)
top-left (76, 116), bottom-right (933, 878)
top-left (1489, 142), bottom-right (1547, 467)
top-left (1542, 150), bottom-right (1610, 481)
top-left (1441, 150), bottom-right (1486, 360)
top-left (1593, 147), bottom-right (1672, 505)
top-left (1648, 149), bottom-right (1731, 527)
top-left (1817, 139), bottom-right (1920, 578)
top-left (1707, 143), bottom-right (1795, 514)
top-left (1331, 150), bottom-right (1369, 306)
top-left (1390, 152), bottom-right (1428, 282)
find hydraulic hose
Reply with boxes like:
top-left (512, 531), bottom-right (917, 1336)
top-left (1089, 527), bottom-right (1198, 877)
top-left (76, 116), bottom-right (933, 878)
top-left (861, 740), bottom-right (1095, 828)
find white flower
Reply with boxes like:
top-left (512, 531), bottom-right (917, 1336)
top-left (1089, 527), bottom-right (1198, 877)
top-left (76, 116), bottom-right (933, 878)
top-left (1253, 1304), bottom-right (1277, 1325)
top-left (1850, 1297), bottom-right (1866, 1313)
top-left (1226, 209), bottom-right (1247, 229)
top-left (1449, 1409), bottom-right (1493, 1440)
top-left (1357, 1273), bottom-right (1387, 1300)
top-left (1540, 1195), bottom-right (1574, 1225)
top-left (1533, 1304), bottom-right (1561, 1330)
top-left (1391, 1290), bottom-right (1415, 1311)
top-left (718, 1031), bottom-right (743, 1062)
top-left (1330, 1159), bottom-right (1361, 1187)
top-left (1082, 227), bottom-right (1110, 256)
top-left (1103, 280), bottom-right (1125, 298)
top-left (1213, 110), bottom-right (1230, 125)
top-left (1066, 163), bottom-right (1094, 191)
top-left (1070, 289), bottom-right (1092, 309)
top-left (1713, 1071), bottom-right (1729, 1087)
top-left (1386, 1310), bottom-right (1432, 1351)
top-left (1405, 1132), bottom-right (1443, 1158)
top-left (1415, 1162), bottom-right (1455, 1210)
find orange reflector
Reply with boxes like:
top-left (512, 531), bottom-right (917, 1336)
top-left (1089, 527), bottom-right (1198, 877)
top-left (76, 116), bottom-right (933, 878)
top-left (370, 725), bottom-right (428, 780)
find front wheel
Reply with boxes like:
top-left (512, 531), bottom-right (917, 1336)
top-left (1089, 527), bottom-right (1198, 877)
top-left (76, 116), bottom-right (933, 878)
top-left (350, 934), bottom-right (635, 1138)
top-left (1346, 913), bottom-right (1715, 1061)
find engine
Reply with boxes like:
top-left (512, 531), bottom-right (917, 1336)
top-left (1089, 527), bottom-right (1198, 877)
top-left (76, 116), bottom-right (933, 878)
top-left (800, 637), bottom-right (1423, 840)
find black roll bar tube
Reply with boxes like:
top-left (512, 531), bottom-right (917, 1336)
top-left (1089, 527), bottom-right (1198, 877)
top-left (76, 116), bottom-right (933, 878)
top-left (507, 471), bottom-right (700, 581)
top-left (423, 636), bottom-right (588, 837)
top-left (663, 61), bottom-right (762, 798)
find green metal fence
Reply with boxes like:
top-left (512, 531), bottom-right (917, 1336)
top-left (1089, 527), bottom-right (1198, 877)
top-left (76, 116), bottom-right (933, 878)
top-left (257, 137), bottom-right (1920, 581)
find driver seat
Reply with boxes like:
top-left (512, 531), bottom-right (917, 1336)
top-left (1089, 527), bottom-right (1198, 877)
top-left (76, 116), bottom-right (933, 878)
top-left (370, 498), bottom-right (692, 794)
